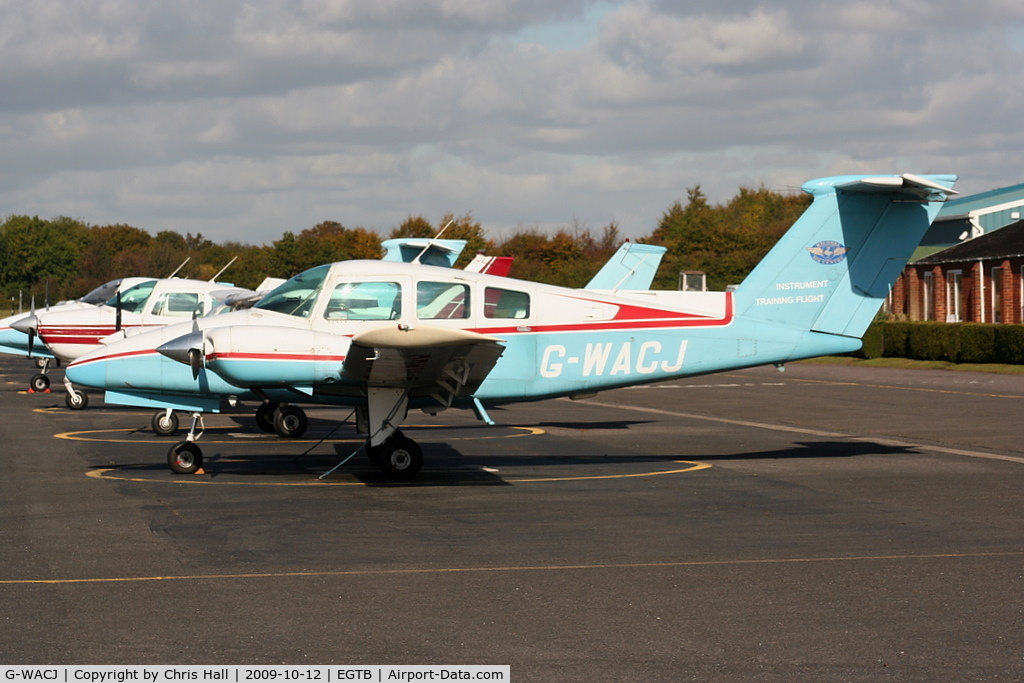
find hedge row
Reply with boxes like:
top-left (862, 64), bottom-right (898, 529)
top-left (856, 322), bottom-right (1024, 364)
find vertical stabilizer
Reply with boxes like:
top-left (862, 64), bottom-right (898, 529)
top-left (585, 242), bottom-right (668, 291)
top-left (735, 174), bottom-right (957, 340)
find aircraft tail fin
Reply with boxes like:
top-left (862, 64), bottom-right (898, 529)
top-left (735, 174), bottom-right (957, 342)
top-left (585, 242), bottom-right (667, 291)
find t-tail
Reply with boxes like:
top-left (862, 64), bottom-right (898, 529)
top-left (733, 173), bottom-right (957, 359)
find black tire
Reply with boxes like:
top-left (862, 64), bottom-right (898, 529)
top-left (30, 374), bottom-right (50, 392)
top-left (168, 442), bottom-right (203, 475)
top-left (375, 433), bottom-right (423, 479)
top-left (273, 404), bottom-right (308, 438)
top-left (255, 402), bottom-right (278, 433)
top-left (65, 389), bottom-right (88, 410)
top-left (151, 410), bottom-right (179, 436)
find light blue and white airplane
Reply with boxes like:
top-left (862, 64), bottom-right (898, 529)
top-left (66, 174), bottom-right (956, 478)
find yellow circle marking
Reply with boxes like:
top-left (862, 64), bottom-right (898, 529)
top-left (85, 460), bottom-right (710, 486)
top-left (56, 424), bottom-right (544, 445)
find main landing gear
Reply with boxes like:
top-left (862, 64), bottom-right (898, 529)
top-left (163, 402), bottom-right (310, 474)
top-left (151, 402), bottom-right (308, 438)
top-left (366, 430), bottom-right (423, 479)
top-left (164, 390), bottom-right (425, 480)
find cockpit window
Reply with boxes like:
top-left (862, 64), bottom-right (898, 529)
top-left (255, 265), bottom-right (330, 317)
top-left (82, 279), bottom-right (124, 305)
top-left (108, 280), bottom-right (157, 314)
top-left (324, 282), bottom-right (402, 321)
top-left (417, 281), bottom-right (469, 319)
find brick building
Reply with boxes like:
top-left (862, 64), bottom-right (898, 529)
top-left (892, 220), bottom-right (1024, 323)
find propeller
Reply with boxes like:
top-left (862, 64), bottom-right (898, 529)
top-left (11, 297), bottom-right (39, 358)
top-left (115, 291), bottom-right (122, 332)
top-left (156, 323), bottom-right (206, 381)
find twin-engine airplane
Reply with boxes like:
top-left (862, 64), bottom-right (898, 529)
top-left (66, 174), bottom-right (957, 478)
top-left (7, 239), bottom-right (496, 410)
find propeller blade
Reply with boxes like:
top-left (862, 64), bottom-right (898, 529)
top-left (188, 348), bottom-right (203, 381)
top-left (115, 292), bottom-right (122, 332)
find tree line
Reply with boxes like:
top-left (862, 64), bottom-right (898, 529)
top-left (1, 186), bottom-right (811, 311)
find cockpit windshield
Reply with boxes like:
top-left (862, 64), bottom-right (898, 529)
top-left (254, 264), bottom-right (330, 317)
top-left (82, 279), bottom-right (124, 305)
top-left (106, 280), bottom-right (157, 313)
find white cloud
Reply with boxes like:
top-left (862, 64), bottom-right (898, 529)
top-left (2, 0), bottom-right (1024, 246)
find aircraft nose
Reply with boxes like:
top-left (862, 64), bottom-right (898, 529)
top-left (157, 330), bottom-right (204, 365)
top-left (65, 357), bottom-right (104, 389)
top-left (10, 314), bottom-right (38, 335)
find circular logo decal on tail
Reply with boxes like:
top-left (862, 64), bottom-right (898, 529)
top-left (807, 240), bottom-right (847, 265)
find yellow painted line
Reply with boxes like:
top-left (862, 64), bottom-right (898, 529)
top-left (85, 460), bottom-right (709, 486)
top-left (3, 549), bottom-right (1021, 586)
top-left (55, 424), bottom-right (545, 445)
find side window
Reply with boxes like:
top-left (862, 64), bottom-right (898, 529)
top-left (484, 287), bottom-right (530, 319)
top-left (324, 282), bottom-right (402, 321)
top-left (417, 281), bottom-right (470, 320)
top-left (150, 292), bottom-right (205, 318)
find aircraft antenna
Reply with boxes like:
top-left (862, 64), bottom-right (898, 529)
top-left (167, 257), bottom-right (191, 278)
top-left (412, 219), bottom-right (456, 265)
top-left (210, 256), bottom-right (239, 283)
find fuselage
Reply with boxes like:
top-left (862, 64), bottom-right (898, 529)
top-left (67, 259), bottom-right (857, 412)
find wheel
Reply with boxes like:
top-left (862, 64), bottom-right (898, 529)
top-left (34, 358), bottom-right (47, 369)
top-left (168, 442), bottom-right (203, 475)
top-left (151, 410), bottom-right (179, 436)
top-left (273, 404), bottom-right (308, 438)
top-left (30, 374), bottom-right (50, 392)
top-left (255, 402), bottom-right (278, 433)
top-left (374, 433), bottom-right (423, 479)
top-left (65, 389), bottom-right (88, 410)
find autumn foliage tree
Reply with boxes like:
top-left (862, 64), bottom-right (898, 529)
top-left (2, 184), bottom-right (813, 312)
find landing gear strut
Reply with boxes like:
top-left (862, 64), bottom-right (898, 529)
top-left (167, 412), bottom-right (205, 474)
top-left (63, 376), bottom-right (88, 410)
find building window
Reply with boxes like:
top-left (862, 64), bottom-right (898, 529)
top-left (992, 267), bottom-right (1003, 323)
top-left (946, 270), bottom-right (963, 322)
top-left (922, 272), bottom-right (934, 321)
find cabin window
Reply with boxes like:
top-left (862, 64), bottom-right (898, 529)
top-left (256, 264), bottom-right (330, 317)
top-left (484, 287), bottom-right (530, 319)
top-left (324, 282), bottom-right (402, 321)
top-left (151, 292), bottom-right (205, 318)
top-left (107, 280), bottom-right (157, 313)
top-left (417, 281), bottom-right (470, 319)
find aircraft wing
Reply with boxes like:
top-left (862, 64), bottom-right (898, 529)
top-left (341, 325), bottom-right (505, 406)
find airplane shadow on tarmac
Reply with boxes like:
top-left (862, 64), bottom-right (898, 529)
top-left (695, 440), bottom-right (918, 461)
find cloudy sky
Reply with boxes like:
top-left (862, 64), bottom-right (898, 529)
top-left (4, 0), bottom-right (1024, 245)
